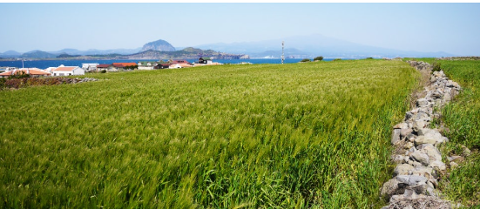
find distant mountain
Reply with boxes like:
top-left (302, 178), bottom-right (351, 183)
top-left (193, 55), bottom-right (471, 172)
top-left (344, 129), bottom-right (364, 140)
top-left (21, 50), bottom-right (56, 59)
top-left (123, 47), bottom-right (247, 60)
top-left (49, 48), bottom-right (84, 55)
top-left (142, 39), bottom-right (175, 52)
top-left (82, 48), bottom-right (142, 56)
top-left (48, 48), bottom-right (142, 56)
top-left (1, 50), bottom-right (22, 56)
top-left (196, 34), bottom-right (454, 58)
top-left (0, 50), bottom-right (22, 58)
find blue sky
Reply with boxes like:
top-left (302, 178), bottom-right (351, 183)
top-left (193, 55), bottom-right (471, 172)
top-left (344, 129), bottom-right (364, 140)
top-left (1, 3), bottom-right (479, 55)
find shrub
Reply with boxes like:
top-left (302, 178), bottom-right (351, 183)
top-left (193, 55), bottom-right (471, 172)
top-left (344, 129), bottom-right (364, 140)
top-left (100, 70), bottom-right (107, 73)
top-left (432, 62), bottom-right (441, 72)
top-left (313, 56), bottom-right (324, 61)
top-left (9, 71), bottom-right (30, 80)
top-left (5, 78), bottom-right (25, 89)
top-left (0, 78), bottom-right (5, 89)
top-left (333, 58), bottom-right (342, 61)
top-left (366, 57), bottom-right (373, 59)
top-left (300, 58), bottom-right (311, 63)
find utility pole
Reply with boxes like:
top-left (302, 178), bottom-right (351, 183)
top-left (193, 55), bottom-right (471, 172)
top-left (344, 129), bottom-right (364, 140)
top-left (281, 41), bottom-right (285, 64)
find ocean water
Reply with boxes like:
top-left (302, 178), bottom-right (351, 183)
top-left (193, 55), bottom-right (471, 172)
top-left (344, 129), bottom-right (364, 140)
top-left (0, 58), bottom-right (333, 69)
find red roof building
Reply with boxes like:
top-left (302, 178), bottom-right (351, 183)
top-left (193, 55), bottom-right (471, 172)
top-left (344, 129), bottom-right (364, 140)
top-left (112, 63), bottom-right (137, 68)
top-left (0, 68), bottom-right (51, 78)
top-left (171, 60), bottom-right (190, 64)
top-left (97, 64), bottom-right (111, 68)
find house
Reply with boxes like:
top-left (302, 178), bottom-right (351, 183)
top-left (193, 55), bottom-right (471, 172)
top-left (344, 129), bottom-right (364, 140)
top-left (138, 61), bottom-right (157, 70)
top-left (112, 63), bottom-right (137, 71)
top-left (53, 65), bottom-right (85, 76)
top-left (154, 63), bottom-right (170, 69)
top-left (44, 67), bottom-right (57, 74)
top-left (0, 68), bottom-right (51, 78)
top-left (169, 64), bottom-right (183, 69)
top-left (198, 57), bottom-right (213, 64)
top-left (82, 63), bottom-right (99, 72)
top-left (96, 64), bottom-right (115, 72)
top-left (169, 60), bottom-right (193, 68)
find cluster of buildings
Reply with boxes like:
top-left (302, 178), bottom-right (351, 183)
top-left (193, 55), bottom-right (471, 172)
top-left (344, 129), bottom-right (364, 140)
top-left (0, 58), bottom-right (222, 78)
top-left (91, 58), bottom-right (221, 72)
top-left (0, 65), bottom-right (85, 78)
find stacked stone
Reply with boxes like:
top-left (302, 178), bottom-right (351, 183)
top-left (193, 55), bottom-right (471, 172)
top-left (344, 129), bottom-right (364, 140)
top-left (78, 77), bottom-right (98, 83)
top-left (70, 77), bottom-right (99, 84)
top-left (380, 61), bottom-right (462, 209)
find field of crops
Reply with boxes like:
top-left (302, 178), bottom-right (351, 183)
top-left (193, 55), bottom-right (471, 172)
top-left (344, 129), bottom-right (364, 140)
top-left (0, 60), bottom-right (419, 208)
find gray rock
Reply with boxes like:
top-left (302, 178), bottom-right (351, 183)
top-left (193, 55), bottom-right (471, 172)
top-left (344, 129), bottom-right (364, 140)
top-left (415, 136), bottom-right (438, 146)
top-left (432, 90), bottom-right (444, 98)
top-left (408, 146), bottom-right (417, 153)
top-left (396, 175), bottom-right (427, 186)
top-left (444, 92), bottom-right (452, 101)
top-left (400, 128), bottom-right (413, 138)
top-left (416, 98), bottom-right (429, 107)
top-left (391, 129), bottom-right (401, 145)
top-left (446, 80), bottom-right (460, 88)
top-left (429, 161), bottom-right (446, 171)
top-left (405, 111), bottom-right (414, 121)
top-left (392, 155), bottom-right (406, 164)
top-left (405, 142), bottom-right (414, 149)
top-left (417, 129), bottom-right (442, 139)
top-left (409, 181), bottom-right (428, 194)
top-left (412, 166), bottom-right (433, 177)
top-left (411, 161), bottom-right (423, 168)
top-left (414, 111), bottom-right (431, 122)
top-left (381, 178), bottom-right (401, 197)
top-left (393, 122), bottom-right (408, 129)
top-left (427, 182), bottom-right (436, 196)
top-left (394, 164), bottom-right (414, 176)
top-left (418, 144), bottom-right (442, 162)
top-left (413, 120), bottom-right (428, 132)
top-left (411, 151), bottom-right (430, 165)
top-left (406, 133), bottom-right (417, 142)
top-left (403, 188), bottom-right (416, 197)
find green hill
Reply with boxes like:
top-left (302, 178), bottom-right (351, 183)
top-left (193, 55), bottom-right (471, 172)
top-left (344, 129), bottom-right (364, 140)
top-left (21, 50), bottom-right (56, 59)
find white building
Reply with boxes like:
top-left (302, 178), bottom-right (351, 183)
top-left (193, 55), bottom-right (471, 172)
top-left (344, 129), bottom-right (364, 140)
top-left (53, 65), bottom-right (85, 76)
top-left (138, 61), bottom-right (156, 70)
top-left (169, 64), bottom-right (182, 69)
top-left (82, 63), bottom-right (99, 72)
top-left (44, 67), bottom-right (57, 74)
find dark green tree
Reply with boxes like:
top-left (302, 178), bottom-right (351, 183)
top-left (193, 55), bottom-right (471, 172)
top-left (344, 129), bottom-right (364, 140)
top-left (300, 59), bottom-right (311, 63)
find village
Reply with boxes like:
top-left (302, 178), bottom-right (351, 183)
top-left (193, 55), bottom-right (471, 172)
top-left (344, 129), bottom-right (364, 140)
top-left (0, 57), bottom-right (222, 78)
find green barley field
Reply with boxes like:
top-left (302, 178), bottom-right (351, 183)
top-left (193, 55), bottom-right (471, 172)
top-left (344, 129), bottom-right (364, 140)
top-left (0, 60), bottom-right (419, 208)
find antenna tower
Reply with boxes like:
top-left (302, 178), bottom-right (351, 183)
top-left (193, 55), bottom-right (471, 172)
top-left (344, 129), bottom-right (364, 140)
top-left (281, 41), bottom-right (285, 64)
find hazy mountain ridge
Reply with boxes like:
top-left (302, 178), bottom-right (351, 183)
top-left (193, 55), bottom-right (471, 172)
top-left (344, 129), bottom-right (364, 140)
top-left (195, 34), bottom-right (454, 58)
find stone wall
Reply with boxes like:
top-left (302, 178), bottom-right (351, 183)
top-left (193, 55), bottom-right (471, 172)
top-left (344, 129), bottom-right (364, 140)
top-left (380, 61), bottom-right (462, 209)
